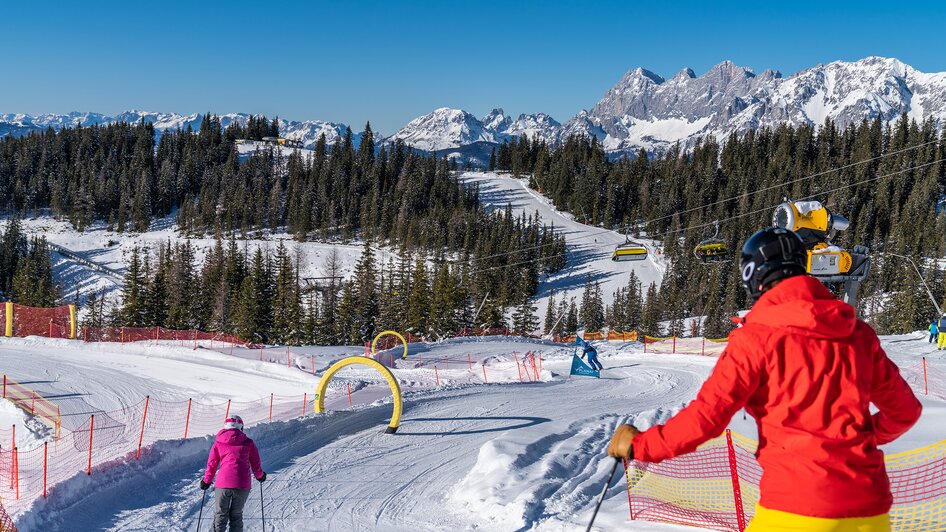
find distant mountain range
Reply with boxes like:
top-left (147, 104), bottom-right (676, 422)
top-left (4, 57), bottom-right (945, 164)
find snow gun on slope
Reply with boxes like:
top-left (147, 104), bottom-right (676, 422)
top-left (772, 200), bottom-right (870, 306)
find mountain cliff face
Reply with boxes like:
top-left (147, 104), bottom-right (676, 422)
top-left (4, 57), bottom-right (945, 158)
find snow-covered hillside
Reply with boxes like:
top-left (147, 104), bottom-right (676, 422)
top-left (461, 172), bottom-right (666, 324)
top-left (1, 330), bottom-right (942, 531)
top-left (16, 216), bottom-right (395, 307)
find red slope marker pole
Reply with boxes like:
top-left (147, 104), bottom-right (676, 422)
top-left (87, 415), bottom-right (94, 475)
top-left (136, 395), bottom-right (150, 460)
top-left (184, 398), bottom-right (192, 439)
top-left (923, 357), bottom-right (928, 396)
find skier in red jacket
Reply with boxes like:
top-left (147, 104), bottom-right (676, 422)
top-left (607, 227), bottom-right (922, 530)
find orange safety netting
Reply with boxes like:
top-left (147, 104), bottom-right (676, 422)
top-left (80, 326), bottom-right (248, 347)
top-left (626, 430), bottom-right (946, 531)
top-left (642, 336), bottom-right (728, 356)
top-left (10, 304), bottom-right (71, 338)
top-left (607, 330), bottom-right (639, 341)
top-left (456, 327), bottom-right (512, 337)
top-left (372, 331), bottom-right (424, 351)
top-left (0, 503), bottom-right (14, 532)
top-left (0, 388), bottom-right (351, 519)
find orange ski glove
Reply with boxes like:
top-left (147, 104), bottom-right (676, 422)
top-left (607, 424), bottom-right (640, 460)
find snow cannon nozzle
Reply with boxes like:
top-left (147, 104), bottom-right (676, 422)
top-left (773, 200), bottom-right (848, 248)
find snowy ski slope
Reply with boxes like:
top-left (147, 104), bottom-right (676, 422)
top-left (460, 171), bottom-right (667, 322)
top-left (1, 332), bottom-right (942, 531)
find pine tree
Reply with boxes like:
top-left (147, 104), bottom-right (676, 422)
top-left (543, 291), bottom-right (557, 335)
top-left (119, 247), bottom-right (147, 326)
top-left (406, 255), bottom-right (430, 336)
top-left (565, 299), bottom-right (578, 335)
top-left (512, 293), bottom-right (539, 335)
top-left (352, 241), bottom-right (380, 343)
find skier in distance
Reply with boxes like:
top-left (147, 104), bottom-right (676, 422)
top-left (607, 227), bottom-right (922, 531)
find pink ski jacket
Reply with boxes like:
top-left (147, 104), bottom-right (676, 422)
top-left (202, 429), bottom-right (265, 490)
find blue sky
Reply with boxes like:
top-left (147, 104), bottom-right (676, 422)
top-left (2, 1), bottom-right (944, 133)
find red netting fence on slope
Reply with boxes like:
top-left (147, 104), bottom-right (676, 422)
top-left (80, 326), bottom-right (248, 348)
top-left (11, 304), bottom-right (72, 339)
top-left (641, 336), bottom-right (728, 356)
top-left (624, 429), bottom-right (946, 531)
top-left (0, 387), bottom-right (360, 519)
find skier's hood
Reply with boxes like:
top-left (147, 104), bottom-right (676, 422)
top-left (742, 275), bottom-right (857, 338)
top-left (215, 428), bottom-right (249, 445)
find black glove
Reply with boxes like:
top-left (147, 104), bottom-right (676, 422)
top-left (199, 480), bottom-right (210, 490)
top-left (258, 472), bottom-right (267, 483)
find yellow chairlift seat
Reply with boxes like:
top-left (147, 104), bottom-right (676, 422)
top-left (694, 240), bottom-right (729, 262)
top-left (612, 243), bottom-right (647, 262)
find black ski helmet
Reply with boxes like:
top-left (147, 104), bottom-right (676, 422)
top-left (739, 227), bottom-right (808, 301)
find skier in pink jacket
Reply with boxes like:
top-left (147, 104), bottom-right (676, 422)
top-left (200, 416), bottom-right (266, 532)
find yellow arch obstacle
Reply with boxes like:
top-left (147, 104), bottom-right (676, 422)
top-left (371, 330), bottom-right (409, 360)
top-left (314, 356), bottom-right (403, 434)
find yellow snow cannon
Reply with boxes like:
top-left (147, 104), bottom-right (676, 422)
top-left (772, 200), bottom-right (849, 248)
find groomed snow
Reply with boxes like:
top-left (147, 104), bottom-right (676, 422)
top-left (1, 330), bottom-right (942, 531)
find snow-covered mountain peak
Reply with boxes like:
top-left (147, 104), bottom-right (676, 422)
top-left (481, 108), bottom-right (512, 131)
top-left (390, 107), bottom-right (500, 151)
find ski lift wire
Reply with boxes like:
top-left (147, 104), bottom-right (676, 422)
top-left (467, 156), bottom-right (946, 276)
top-left (458, 140), bottom-right (945, 267)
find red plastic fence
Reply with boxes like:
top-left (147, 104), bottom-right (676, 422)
top-left (81, 326), bottom-right (247, 347)
top-left (642, 336), bottom-right (728, 356)
top-left (625, 429), bottom-right (945, 531)
top-left (11, 305), bottom-right (71, 338)
top-left (0, 502), bottom-right (15, 532)
top-left (0, 390), bottom-right (354, 519)
top-left (456, 327), bottom-right (511, 338)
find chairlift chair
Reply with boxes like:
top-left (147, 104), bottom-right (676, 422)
top-left (612, 232), bottom-right (648, 262)
top-left (693, 221), bottom-right (730, 263)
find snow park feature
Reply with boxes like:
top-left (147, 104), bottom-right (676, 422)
top-left (371, 330), bottom-right (408, 360)
top-left (313, 356), bottom-right (403, 434)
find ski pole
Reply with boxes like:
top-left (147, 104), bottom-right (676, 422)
top-left (196, 488), bottom-right (207, 532)
top-left (585, 459), bottom-right (620, 532)
top-left (260, 480), bottom-right (266, 531)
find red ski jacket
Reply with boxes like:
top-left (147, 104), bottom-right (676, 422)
top-left (632, 275), bottom-right (922, 518)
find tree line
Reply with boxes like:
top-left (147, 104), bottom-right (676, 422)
top-left (99, 217), bottom-right (557, 345)
top-left (498, 115), bottom-right (946, 336)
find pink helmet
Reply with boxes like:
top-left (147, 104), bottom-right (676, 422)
top-left (223, 415), bottom-right (244, 431)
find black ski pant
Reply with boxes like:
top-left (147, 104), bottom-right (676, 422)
top-left (213, 487), bottom-right (251, 532)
